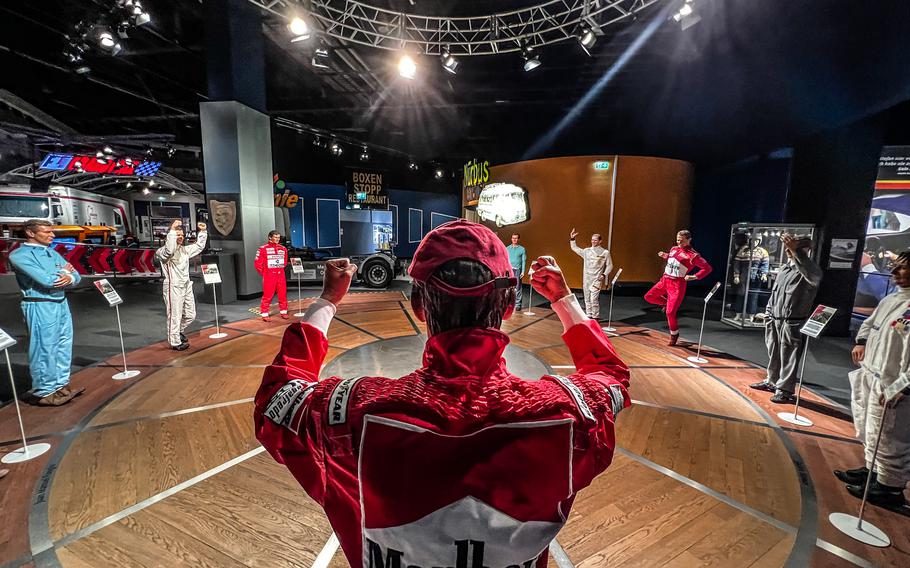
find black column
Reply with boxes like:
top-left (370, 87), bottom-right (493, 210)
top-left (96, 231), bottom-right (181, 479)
top-left (204, 0), bottom-right (267, 112)
top-left (785, 115), bottom-right (885, 336)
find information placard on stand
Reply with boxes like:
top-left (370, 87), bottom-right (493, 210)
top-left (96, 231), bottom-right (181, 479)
top-left (778, 304), bottom-right (837, 426)
top-left (201, 264), bottom-right (227, 339)
top-left (94, 279), bottom-right (141, 380)
top-left (523, 268), bottom-right (535, 316)
top-left (0, 327), bottom-right (52, 463)
top-left (687, 282), bottom-right (721, 364)
top-left (291, 258), bottom-right (306, 317)
top-left (603, 268), bottom-right (623, 334)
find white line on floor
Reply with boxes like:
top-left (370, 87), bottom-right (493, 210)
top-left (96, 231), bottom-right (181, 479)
top-left (312, 533), bottom-right (340, 568)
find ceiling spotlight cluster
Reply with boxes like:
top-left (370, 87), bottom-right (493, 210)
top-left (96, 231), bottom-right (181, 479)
top-left (62, 1), bottom-right (153, 73)
top-left (672, 0), bottom-right (700, 29)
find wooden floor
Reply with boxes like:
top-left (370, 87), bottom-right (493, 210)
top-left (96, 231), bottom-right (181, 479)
top-left (1, 291), bottom-right (908, 568)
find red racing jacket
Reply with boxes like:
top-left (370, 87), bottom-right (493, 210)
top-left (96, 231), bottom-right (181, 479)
top-left (254, 243), bottom-right (288, 275)
top-left (254, 319), bottom-right (630, 568)
top-left (663, 245), bottom-right (713, 280)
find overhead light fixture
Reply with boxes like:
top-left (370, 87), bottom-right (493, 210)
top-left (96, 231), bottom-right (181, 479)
top-left (149, 179), bottom-right (156, 187)
top-left (359, 147), bottom-right (370, 161)
top-left (98, 30), bottom-right (122, 55)
top-left (398, 54), bottom-right (417, 79)
top-left (142, 187), bottom-right (150, 195)
top-left (103, 146), bottom-right (113, 154)
top-left (289, 16), bottom-right (310, 41)
top-left (434, 168), bottom-right (445, 179)
top-left (679, 4), bottom-right (694, 17)
top-left (408, 161), bottom-right (419, 171)
top-left (134, 10), bottom-right (151, 26)
top-left (74, 65), bottom-right (91, 75)
top-left (521, 44), bottom-right (541, 72)
top-left (312, 45), bottom-right (330, 69)
top-left (170, 189), bottom-right (176, 196)
top-left (126, 182), bottom-right (132, 188)
top-left (673, 1), bottom-right (701, 28)
top-left (440, 48), bottom-right (458, 74)
top-left (166, 145), bottom-right (176, 158)
top-left (96, 151), bottom-right (105, 158)
top-left (330, 142), bottom-right (343, 157)
top-left (125, 157), bottom-right (133, 165)
top-left (579, 28), bottom-right (596, 56)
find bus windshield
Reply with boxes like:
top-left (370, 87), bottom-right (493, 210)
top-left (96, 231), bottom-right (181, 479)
top-left (0, 196), bottom-right (49, 218)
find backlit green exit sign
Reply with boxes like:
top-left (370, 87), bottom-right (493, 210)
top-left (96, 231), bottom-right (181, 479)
top-left (593, 161), bottom-right (611, 170)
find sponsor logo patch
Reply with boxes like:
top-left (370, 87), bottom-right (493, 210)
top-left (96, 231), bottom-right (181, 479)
top-left (608, 384), bottom-right (625, 417)
top-left (328, 376), bottom-right (364, 425)
top-left (265, 379), bottom-right (316, 434)
top-left (551, 375), bottom-right (595, 422)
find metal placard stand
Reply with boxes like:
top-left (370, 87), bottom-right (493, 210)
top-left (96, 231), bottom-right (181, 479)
top-left (828, 395), bottom-right (892, 547)
top-left (291, 259), bottom-right (306, 317)
top-left (523, 270), bottom-right (535, 316)
top-left (687, 282), bottom-right (722, 365)
top-left (208, 284), bottom-right (228, 339)
top-left (201, 264), bottom-right (227, 339)
top-left (1, 330), bottom-right (51, 463)
top-left (603, 268), bottom-right (623, 334)
top-left (94, 280), bottom-right (141, 381)
top-left (777, 305), bottom-right (836, 427)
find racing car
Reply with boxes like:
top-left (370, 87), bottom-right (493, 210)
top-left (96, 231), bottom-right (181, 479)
top-left (287, 246), bottom-right (400, 288)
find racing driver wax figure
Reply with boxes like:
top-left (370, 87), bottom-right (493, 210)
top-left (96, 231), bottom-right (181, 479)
top-left (644, 229), bottom-right (713, 345)
top-left (156, 219), bottom-right (207, 351)
top-left (255, 220), bottom-right (631, 568)
top-left (255, 230), bottom-right (290, 321)
top-left (834, 251), bottom-right (910, 508)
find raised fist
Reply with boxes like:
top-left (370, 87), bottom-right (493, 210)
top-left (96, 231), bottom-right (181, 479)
top-left (170, 219), bottom-right (183, 231)
top-left (197, 222), bottom-right (207, 232)
top-left (530, 256), bottom-right (572, 303)
top-left (321, 258), bottom-right (358, 306)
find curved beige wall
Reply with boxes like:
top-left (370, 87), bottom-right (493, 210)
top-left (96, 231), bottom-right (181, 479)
top-left (469, 155), bottom-right (693, 289)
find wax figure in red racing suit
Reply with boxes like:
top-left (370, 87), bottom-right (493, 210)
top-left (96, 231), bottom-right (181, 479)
top-left (644, 229), bottom-right (712, 345)
top-left (255, 220), bottom-right (630, 568)
top-left (255, 230), bottom-right (289, 321)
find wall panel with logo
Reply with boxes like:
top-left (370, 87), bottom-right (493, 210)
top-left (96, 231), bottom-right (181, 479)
top-left (478, 155), bottom-right (693, 289)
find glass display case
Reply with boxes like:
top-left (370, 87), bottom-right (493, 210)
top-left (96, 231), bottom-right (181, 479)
top-left (720, 223), bottom-right (818, 329)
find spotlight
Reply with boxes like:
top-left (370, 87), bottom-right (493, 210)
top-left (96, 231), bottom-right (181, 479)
top-left (579, 28), bottom-right (596, 56)
top-left (73, 160), bottom-right (83, 170)
top-left (330, 142), bottom-right (343, 157)
top-left (289, 17), bottom-right (310, 41)
top-left (434, 168), bottom-right (444, 179)
top-left (679, 4), bottom-right (693, 17)
top-left (99, 31), bottom-right (115, 48)
top-left (103, 146), bottom-right (113, 154)
top-left (135, 11), bottom-right (151, 26)
top-left (521, 44), bottom-right (541, 72)
top-left (398, 54), bottom-right (417, 79)
top-left (149, 179), bottom-right (156, 187)
top-left (359, 147), bottom-right (370, 161)
top-left (145, 147), bottom-right (154, 156)
top-left (96, 151), bottom-right (105, 158)
top-left (74, 65), bottom-right (91, 75)
top-left (166, 145), bottom-right (176, 158)
top-left (142, 187), bottom-right (150, 195)
top-left (170, 189), bottom-right (176, 196)
top-left (126, 182), bottom-right (132, 188)
top-left (312, 45), bottom-right (330, 69)
top-left (440, 49), bottom-right (458, 74)
top-left (124, 157), bottom-right (133, 165)
top-left (408, 161), bottom-right (419, 171)
top-left (312, 135), bottom-right (323, 147)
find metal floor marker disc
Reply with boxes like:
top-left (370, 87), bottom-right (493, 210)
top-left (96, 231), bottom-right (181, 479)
top-left (829, 513), bottom-right (891, 547)
top-left (2, 442), bottom-right (51, 463)
top-left (113, 370), bottom-right (141, 381)
top-left (687, 356), bottom-right (708, 364)
top-left (778, 411), bottom-right (813, 427)
top-left (209, 332), bottom-right (228, 339)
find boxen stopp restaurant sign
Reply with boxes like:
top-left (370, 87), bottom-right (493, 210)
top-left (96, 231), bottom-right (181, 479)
top-left (346, 169), bottom-right (389, 209)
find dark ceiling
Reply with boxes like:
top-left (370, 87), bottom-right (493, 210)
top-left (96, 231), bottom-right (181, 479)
top-left (2, 0), bottom-right (910, 179)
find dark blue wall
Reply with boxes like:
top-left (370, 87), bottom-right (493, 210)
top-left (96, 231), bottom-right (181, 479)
top-left (282, 183), bottom-right (460, 257)
top-left (690, 153), bottom-right (791, 275)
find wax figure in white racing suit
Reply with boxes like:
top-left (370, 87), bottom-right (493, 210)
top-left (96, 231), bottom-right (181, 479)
top-left (156, 220), bottom-right (208, 349)
top-left (569, 229), bottom-right (612, 319)
top-left (834, 253), bottom-right (910, 508)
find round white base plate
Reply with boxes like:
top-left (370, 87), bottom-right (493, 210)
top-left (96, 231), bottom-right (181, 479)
top-left (603, 326), bottom-right (617, 332)
top-left (778, 411), bottom-right (813, 427)
top-left (523, 311), bottom-right (536, 316)
top-left (829, 513), bottom-right (891, 547)
top-left (687, 356), bottom-right (709, 364)
top-left (294, 312), bottom-right (306, 317)
top-left (2, 442), bottom-right (52, 463)
top-left (112, 369), bottom-right (141, 381)
top-left (208, 332), bottom-right (228, 339)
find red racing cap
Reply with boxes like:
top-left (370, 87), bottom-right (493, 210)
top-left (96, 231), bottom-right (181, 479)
top-left (408, 219), bottom-right (517, 296)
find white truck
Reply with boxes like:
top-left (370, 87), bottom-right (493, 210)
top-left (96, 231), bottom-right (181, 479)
top-left (0, 184), bottom-right (131, 238)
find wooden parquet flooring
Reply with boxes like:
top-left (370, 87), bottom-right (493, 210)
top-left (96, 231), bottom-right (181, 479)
top-left (0, 292), bottom-right (907, 568)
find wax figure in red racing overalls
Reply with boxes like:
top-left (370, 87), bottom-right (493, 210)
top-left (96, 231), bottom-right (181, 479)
top-left (254, 220), bottom-right (630, 568)
top-left (644, 229), bottom-right (712, 346)
top-left (255, 230), bottom-right (289, 321)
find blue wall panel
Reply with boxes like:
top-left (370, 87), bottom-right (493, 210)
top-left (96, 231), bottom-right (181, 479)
top-left (316, 198), bottom-right (341, 248)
